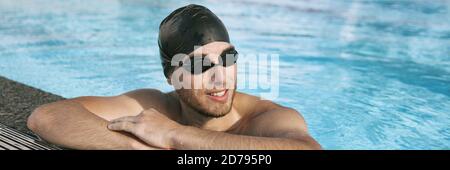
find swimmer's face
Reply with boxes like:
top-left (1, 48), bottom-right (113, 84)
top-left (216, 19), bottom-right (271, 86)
top-left (172, 42), bottom-right (237, 117)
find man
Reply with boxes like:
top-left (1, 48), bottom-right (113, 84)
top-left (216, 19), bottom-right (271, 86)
top-left (27, 4), bottom-right (321, 150)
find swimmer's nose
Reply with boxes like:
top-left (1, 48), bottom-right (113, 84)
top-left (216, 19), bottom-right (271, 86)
top-left (210, 66), bottom-right (226, 87)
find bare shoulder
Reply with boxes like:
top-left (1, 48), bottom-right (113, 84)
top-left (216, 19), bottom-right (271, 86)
top-left (121, 88), bottom-right (167, 107)
top-left (70, 88), bottom-right (173, 121)
top-left (233, 92), bottom-right (308, 136)
top-left (126, 89), bottom-right (183, 118)
top-left (233, 92), bottom-right (268, 116)
top-left (234, 92), bottom-right (301, 118)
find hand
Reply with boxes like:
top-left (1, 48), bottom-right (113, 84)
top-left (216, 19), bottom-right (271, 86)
top-left (107, 108), bottom-right (182, 149)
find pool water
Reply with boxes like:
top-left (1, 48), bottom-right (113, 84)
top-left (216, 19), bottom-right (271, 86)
top-left (1, 0), bottom-right (449, 149)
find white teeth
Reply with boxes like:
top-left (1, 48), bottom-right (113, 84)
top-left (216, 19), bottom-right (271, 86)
top-left (210, 90), bottom-right (226, 97)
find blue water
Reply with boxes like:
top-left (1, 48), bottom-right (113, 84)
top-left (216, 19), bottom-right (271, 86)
top-left (1, 0), bottom-right (449, 149)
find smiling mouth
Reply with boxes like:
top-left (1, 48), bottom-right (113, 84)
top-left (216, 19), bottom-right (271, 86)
top-left (206, 89), bottom-right (229, 102)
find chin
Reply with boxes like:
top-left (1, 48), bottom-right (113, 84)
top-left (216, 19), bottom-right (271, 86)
top-left (202, 104), bottom-right (232, 118)
top-left (177, 89), bottom-right (235, 118)
top-left (177, 88), bottom-right (235, 118)
top-left (201, 111), bottom-right (228, 118)
top-left (195, 96), bottom-right (233, 118)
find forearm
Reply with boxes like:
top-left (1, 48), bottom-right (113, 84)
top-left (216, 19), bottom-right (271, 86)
top-left (28, 101), bottom-right (150, 149)
top-left (170, 126), bottom-right (320, 150)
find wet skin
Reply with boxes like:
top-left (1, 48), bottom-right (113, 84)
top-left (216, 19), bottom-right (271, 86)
top-left (27, 42), bottom-right (321, 150)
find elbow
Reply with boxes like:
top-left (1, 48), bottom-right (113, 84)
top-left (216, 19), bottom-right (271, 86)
top-left (290, 136), bottom-right (322, 150)
top-left (27, 104), bottom-right (54, 133)
top-left (307, 142), bottom-right (323, 150)
top-left (291, 140), bottom-right (322, 150)
top-left (302, 138), bottom-right (322, 150)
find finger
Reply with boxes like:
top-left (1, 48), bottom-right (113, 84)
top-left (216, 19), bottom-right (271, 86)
top-left (107, 121), bottom-right (136, 133)
top-left (110, 116), bottom-right (138, 123)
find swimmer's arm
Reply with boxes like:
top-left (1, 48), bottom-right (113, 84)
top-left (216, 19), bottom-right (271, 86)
top-left (170, 107), bottom-right (322, 150)
top-left (27, 90), bottom-right (161, 150)
top-left (106, 92), bottom-right (321, 150)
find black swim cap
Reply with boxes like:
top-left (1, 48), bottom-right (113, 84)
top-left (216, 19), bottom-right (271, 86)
top-left (158, 4), bottom-right (230, 78)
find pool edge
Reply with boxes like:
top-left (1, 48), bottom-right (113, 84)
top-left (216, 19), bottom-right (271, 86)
top-left (0, 75), bottom-right (65, 135)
